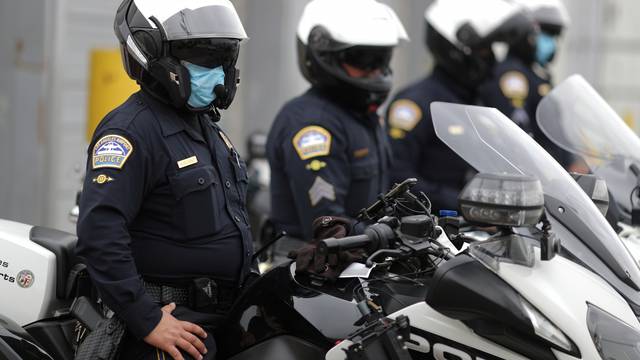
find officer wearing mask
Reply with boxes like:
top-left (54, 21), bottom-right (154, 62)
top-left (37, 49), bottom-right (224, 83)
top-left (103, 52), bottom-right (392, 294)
top-left (267, 0), bottom-right (409, 242)
top-left (385, 0), bottom-right (533, 212)
top-left (76, 1), bottom-right (251, 359)
top-left (478, 0), bottom-right (573, 167)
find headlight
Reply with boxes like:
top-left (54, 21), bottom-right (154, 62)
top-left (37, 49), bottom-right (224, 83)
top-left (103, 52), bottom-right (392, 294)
top-left (587, 303), bottom-right (640, 358)
top-left (459, 173), bottom-right (544, 227)
top-left (520, 298), bottom-right (574, 353)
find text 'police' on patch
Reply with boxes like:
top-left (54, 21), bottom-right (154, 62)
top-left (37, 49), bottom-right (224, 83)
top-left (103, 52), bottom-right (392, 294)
top-left (92, 134), bottom-right (133, 170)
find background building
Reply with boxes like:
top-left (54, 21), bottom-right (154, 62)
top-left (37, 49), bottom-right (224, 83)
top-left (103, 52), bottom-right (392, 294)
top-left (0, 0), bottom-right (637, 232)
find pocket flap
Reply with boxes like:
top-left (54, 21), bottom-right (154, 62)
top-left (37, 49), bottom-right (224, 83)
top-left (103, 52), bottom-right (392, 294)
top-left (169, 165), bottom-right (217, 200)
top-left (351, 162), bottom-right (379, 180)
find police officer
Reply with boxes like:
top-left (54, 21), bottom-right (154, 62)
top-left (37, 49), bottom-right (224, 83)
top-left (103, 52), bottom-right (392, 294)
top-left (266, 0), bottom-right (409, 242)
top-left (478, 0), bottom-right (573, 166)
top-left (76, 1), bottom-right (251, 359)
top-left (386, 0), bottom-right (533, 212)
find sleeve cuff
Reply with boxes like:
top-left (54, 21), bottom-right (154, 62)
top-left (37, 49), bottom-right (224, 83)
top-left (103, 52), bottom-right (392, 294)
top-left (119, 295), bottom-right (163, 339)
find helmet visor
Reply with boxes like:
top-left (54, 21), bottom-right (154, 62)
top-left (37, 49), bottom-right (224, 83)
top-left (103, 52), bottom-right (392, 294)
top-left (160, 4), bottom-right (247, 41)
top-left (170, 38), bottom-right (239, 68)
top-left (338, 46), bottom-right (393, 71)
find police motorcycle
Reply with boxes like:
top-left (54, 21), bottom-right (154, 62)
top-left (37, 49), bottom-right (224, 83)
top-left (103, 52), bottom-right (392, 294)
top-left (0, 219), bottom-right (89, 359)
top-left (208, 106), bottom-right (640, 359)
top-left (536, 74), bottom-right (640, 263)
top-left (403, 101), bottom-right (640, 359)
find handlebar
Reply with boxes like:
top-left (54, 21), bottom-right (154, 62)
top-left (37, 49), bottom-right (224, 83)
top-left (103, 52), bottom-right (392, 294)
top-left (358, 178), bottom-right (418, 220)
top-left (318, 223), bottom-right (396, 254)
top-left (320, 234), bottom-right (371, 253)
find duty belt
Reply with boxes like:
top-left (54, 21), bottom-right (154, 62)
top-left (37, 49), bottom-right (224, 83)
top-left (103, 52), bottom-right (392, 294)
top-left (143, 278), bottom-right (238, 313)
top-left (143, 281), bottom-right (190, 306)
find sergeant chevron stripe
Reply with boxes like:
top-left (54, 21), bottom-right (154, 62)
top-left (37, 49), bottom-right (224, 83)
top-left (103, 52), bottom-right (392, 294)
top-left (308, 176), bottom-right (336, 206)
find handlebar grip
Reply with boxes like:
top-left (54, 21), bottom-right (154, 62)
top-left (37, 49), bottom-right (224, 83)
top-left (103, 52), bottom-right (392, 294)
top-left (318, 223), bottom-right (396, 254)
top-left (320, 234), bottom-right (371, 253)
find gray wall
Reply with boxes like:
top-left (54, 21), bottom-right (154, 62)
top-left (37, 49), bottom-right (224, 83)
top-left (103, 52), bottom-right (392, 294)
top-left (0, 0), bottom-right (47, 226)
top-left (555, 0), bottom-right (640, 130)
top-left (0, 0), bottom-right (639, 232)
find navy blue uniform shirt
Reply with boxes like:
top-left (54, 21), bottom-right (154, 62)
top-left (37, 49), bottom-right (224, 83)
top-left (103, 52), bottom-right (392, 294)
top-left (267, 88), bottom-right (390, 241)
top-left (76, 91), bottom-right (253, 339)
top-left (385, 67), bottom-right (472, 212)
top-left (478, 54), bottom-right (572, 166)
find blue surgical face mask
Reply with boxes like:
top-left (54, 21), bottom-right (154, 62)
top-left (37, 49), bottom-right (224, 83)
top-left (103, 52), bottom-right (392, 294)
top-left (182, 61), bottom-right (225, 108)
top-left (535, 32), bottom-right (557, 67)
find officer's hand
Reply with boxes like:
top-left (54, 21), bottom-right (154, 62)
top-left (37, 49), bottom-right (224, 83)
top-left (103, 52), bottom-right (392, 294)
top-left (144, 303), bottom-right (209, 360)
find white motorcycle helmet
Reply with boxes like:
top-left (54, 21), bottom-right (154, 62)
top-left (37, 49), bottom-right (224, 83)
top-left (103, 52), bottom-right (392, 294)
top-left (510, 0), bottom-right (570, 66)
top-left (114, 0), bottom-right (248, 111)
top-left (513, 0), bottom-right (570, 34)
top-left (297, 0), bottom-right (409, 113)
top-left (425, 0), bottom-right (534, 88)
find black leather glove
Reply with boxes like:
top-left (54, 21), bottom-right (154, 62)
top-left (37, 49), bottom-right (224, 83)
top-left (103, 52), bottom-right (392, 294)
top-left (288, 216), bottom-right (365, 282)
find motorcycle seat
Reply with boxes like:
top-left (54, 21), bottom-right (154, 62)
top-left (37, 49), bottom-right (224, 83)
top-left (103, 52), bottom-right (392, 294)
top-left (29, 226), bottom-right (78, 299)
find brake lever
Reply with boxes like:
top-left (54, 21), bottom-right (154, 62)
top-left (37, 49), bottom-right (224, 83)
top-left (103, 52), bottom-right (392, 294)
top-left (365, 248), bottom-right (406, 268)
top-left (358, 178), bottom-right (418, 221)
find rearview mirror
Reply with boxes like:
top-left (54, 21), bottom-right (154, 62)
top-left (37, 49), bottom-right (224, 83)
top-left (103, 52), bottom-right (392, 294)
top-left (570, 173), bottom-right (609, 216)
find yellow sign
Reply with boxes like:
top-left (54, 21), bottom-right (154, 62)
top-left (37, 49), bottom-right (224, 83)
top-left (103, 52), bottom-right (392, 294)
top-left (87, 49), bottom-right (139, 141)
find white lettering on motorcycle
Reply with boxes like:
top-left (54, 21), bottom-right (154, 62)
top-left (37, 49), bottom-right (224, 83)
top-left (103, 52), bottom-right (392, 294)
top-left (434, 343), bottom-right (472, 360)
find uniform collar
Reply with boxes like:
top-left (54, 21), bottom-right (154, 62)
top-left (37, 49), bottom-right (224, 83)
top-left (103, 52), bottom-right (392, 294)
top-left (138, 91), bottom-right (205, 143)
top-left (431, 66), bottom-right (476, 102)
top-left (307, 87), bottom-right (380, 128)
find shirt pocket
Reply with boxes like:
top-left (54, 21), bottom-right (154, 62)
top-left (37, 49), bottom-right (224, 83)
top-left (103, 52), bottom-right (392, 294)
top-left (351, 161), bottom-right (379, 180)
top-left (169, 165), bottom-right (221, 240)
top-left (348, 161), bottom-right (381, 214)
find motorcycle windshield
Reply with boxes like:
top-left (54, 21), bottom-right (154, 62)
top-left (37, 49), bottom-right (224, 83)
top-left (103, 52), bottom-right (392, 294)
top-left (536, 74), bottom-right (640, 213)
top-left (431, 101), bottom-right (640, 290)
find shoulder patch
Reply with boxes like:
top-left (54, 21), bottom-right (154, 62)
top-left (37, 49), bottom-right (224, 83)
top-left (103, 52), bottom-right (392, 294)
top-left (92, 134), bottom-right (133, 170)
top-left (292, 126), bottom-right (332, 160)
top-left (499, 71), bottom-right (529, 102)
top-left (388, 99), bottom-right (422, 132)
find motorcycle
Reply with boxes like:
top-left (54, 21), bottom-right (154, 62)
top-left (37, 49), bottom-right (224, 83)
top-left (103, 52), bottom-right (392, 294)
top-left (4, 173), bottom-right (634, 359)
top-left (536, 74), bottom-right (640, 262)
top-left (432, 99), bottom-right (640, 316)
top-left (213, 103), bottom-right (640, 359)
top-left (0, 219), bottom-right (89, 359)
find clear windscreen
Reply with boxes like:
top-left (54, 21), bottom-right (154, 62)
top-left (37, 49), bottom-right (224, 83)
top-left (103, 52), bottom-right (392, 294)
top-left (536, 74), bottom-right (640, 213)
top-left (430, 102), bottom-right (640, 289)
